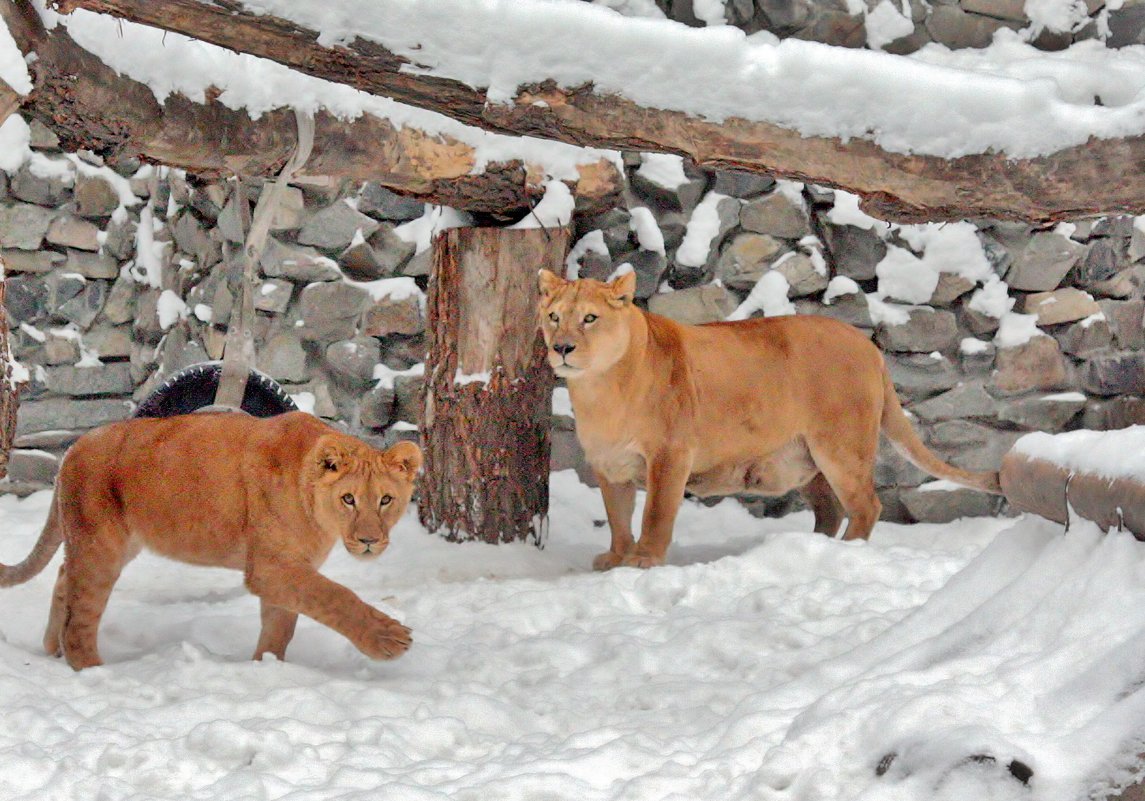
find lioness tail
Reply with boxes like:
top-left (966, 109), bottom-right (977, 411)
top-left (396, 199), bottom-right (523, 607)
top-left (880, 370), bottom-right (1002, 494)
top-left (0, 495), bottom-right (63, 587)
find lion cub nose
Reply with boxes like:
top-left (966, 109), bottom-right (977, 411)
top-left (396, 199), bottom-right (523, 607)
top-left (554, 342), bottom-right (576, 356)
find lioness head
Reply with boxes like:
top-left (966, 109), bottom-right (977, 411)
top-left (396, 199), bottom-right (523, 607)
top-left (537, 269), bottom-right (637, 379)
top-left (308, 437), bottom-right (423, 559)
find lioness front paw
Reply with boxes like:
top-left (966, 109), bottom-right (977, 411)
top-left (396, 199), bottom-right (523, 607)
top-left (357, 610), bottom-right (412, 660)
top-left (592, 551), bottom-right (626, 572)
top-left (620, 552), bottom-right (665, 569)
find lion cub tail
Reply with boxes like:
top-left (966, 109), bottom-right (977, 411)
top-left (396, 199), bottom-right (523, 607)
top-left (880, 370), bottom-right (1002, 495)
top-left (0, 495), bottom-right (64, 587)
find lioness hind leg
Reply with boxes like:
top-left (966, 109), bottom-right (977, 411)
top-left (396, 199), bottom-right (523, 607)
top-left (801, 473), bottom-right (845, 537)
top-left (43, 564), bottom-right (67, 657)
top-left (808, 440), bottom-right (881, 541)
top-left (60, 525), bottom-right (136, 670)
top-left (254, 600), bottom-right (299, 661)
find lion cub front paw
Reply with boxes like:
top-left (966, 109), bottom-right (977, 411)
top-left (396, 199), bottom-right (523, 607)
top-left (620, 552), bottom-right (665, 569)
top-left (357, 609), bottom-right (412, 660)
top-left (592, 551), bottom-right (626, 572)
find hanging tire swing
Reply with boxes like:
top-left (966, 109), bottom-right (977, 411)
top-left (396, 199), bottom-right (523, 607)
top-left (134, 110), bottom-right (314, 420)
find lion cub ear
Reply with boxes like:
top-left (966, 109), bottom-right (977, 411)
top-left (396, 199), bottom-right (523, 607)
top-left (383, 440), bottom-right (423, 480)
top-left (608, 270), bottom-right (636, 307)
top-left (314, 436), bottom-right (351, 474)
top-left (538, 269), bottom-right (565, 298)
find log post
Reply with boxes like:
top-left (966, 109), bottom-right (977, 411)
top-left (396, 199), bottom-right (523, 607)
top-left (419, 226), bottom-right (569, 545)
top-left (0, 267), bottom-right (19, 480)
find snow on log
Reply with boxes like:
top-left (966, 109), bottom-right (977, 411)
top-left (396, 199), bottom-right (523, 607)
top-left (49, 0), bottom-right (1145, 223)
top-left (0, 3), bottom-right (620, 214)
top-left (1000, 429), bottom-right (1145, 541)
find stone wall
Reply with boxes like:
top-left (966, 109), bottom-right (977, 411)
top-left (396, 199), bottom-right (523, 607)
top-left (3, 119), bottom-right (1145, 524)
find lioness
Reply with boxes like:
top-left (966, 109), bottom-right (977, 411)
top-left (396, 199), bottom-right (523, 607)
top-left (538, 269), bottom-right (1001, 570)
top-left (0, 411), bottom-right (422, 670)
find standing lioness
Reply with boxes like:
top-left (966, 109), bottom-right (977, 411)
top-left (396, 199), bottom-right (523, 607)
top-left (0, 411), bottom-right (421, 669)
top-left (538, 269), bottom-right (1000, 570)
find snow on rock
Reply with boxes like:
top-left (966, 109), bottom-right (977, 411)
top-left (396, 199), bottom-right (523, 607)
top-left (566, 230), bottom-right (610, 278)
top-left (994, 311), bottom-right (1043, 348)
top-left (1, 480), bottom-right (1144, 801)
top-left (1014, 426), bottom-right (1145, 482)
top-left (728, 269), bottom-right (795, 319)
top-left (157, 289), bottom-right (189, 330)
top-left (676, 191), bottom-right (731, 268)
top-left (629, 206), bottom-right (666, 255)
top-left (509, 179), bottom-right (574, 229)
top-left (636, 153), bottom-right (690, 189)
top-left (394, 205), bottom-right (471, 254)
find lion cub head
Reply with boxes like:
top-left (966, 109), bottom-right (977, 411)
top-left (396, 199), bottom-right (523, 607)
top-left (307, 437), bottom-right (422, 559)
top-left (538, 269), bottom-right (637, 379)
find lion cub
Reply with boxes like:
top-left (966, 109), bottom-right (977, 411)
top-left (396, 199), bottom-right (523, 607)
top-left (538, 269), bottom-right (1000, 570)
top-left (0, 411), bottom-right (421, 670)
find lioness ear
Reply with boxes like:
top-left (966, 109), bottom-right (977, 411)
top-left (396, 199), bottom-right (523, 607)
top-left (538, 269), bottom-right (564, 298)
top-left (384, 440), bottom-right (423, 480)
top-left (608, 269), bottom-right (636, 307)
top-left (315, 436), bottom-right (349, 474)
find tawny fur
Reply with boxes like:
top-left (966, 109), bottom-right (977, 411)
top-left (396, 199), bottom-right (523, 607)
top-left (0, 411), bottom-right (422, 670)
top-left (538, 270), bottom-right (1001, 571)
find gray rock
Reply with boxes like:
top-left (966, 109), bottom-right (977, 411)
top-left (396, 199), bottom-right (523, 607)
top-left (356, 183), bottom-right (425, 221)
top-left (297, 200), bottom-right (380, 251)
top-left (576, 208), bottom-right (632, 256)
top-left (1108, 2), bottom-right (1145, 47)
top-left (361, 293), bottom-right (425, 337)
top-left (995, 393), bottom-right (1087, 432)
top-left (43, 332), bottom-right (80, 365)
top-left (959, 0), bottom-right (1027, 22)
top-left (102, 272), bottom-right (137, 325)
top-left (740, 192), bottom-right (811, 239)
top-left (957, 305), bottom-right (1001, 337)
top-left (257, 332), bottom-right (310, 383)
top-left (27, 119), bottom-right (60, 151)
top-left (805, 291), bottom-right (873, 328)
top-left (10, 162), bottom-right (71, 207)
top-left (65, 248), bottom-right (118, 280)
top-left (217, 194), bottom-right (248, 243)
top-left (875, 439), bottom-right (929, 487)
top-left (133, 288), bottom-right (164, 343)
top-left (709, 170), bottom-right (775, 199)
top-left (43, 363), bottom-right (134, 396)
top-left (298, 281), bottom-right (371, 342)
top-left (909, 381), bottom-right (997, 422)
top-left (648, 285), bottom-right (736, 325)
top-left (1098, 299), bottom-right (1145, 349)
top-left (1005, 232), bottom-right (1085, 291)
top-left (630, 163), bottom-right (707, 216)
top-left (6, 274), bottom-right (48, 325)
top-left (885, 352), bottom-right (962, 401)
top-left (1055, 316), bottom-right (1113, 356)
top-left (401, 249), bottom-right (432, 278)
top-left (0, 202), bottom-right (56, 250)
top-left (821, 223), bottom-right (886, 282)
top-left (101, 215), bottom-right (137, 261)
top-left (254, 279), bottom-right (293, 314)
top-left (929, 273), bottom-right (975, 306)
top-left (325, 337), bottom-right (382, 384)
top-left (925, 5), bottom-right (1009, 48)
top-left (1089, 267), bottom-right (1140, 300)
top-left (875, 308), bottom-right (959, 353)
top-left (268, 186), bottom-right (306, 232)
top-left (172, 211), bottom-right (222, 269)
top-left (360, 382), bottom-right (396, 429)
top-left (1074, 238), bottom-right (1126, 287)
top-left (992, 335), bottom-right (1069, 396)
top-left (1, 248), bottom-right (65, 274)
top-left (393, 373), bottom-right (424, 425)
top-left (924, 420), bottom-right (1022, 472)
top-left (260, 237), bottom-right (343, 283)
top-left (57, 280), bottom-right (109, 329)
top-left (46, 271), bottom-right (86, 311)
top-left (619, 250), bottom-right (668, 299)
top-left (1022, 287), bottom-right (1102, 327)
top-left (73, 174), bottom-right (121, 219)
top-left (6, 449), bottom-right (60, 485)
top-left (716, 232), bottom-right (788, 290)
top-left (1081, 397), bottom-right (1145, 430)
top-left (901, 485), bottom-right (1002, 524)
top-left (83, 324), bottom-right (133, 360)
top-left (46, 214), bottom-right (101, 251)
top-left (1083, 351), bottom-right (1145, 397)
top-left (15, 398), bottom-right (133, 435)
top-left (756, 0), bottom-right (814, 31)
top-left (772, 252), bottom-right (828, 297)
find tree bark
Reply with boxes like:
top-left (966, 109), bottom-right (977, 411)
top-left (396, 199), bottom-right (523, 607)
top-left (50, 0), bottom-right (1145, 224)
top-left (0, 1), bottom-right (619, 215)
top-left (419, 226), bottom-right (568, 545)
top-left (0, 273), bottom-right (18, 481)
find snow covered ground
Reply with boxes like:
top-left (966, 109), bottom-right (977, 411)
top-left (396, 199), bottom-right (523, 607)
top-left (2, 472), bottom-right (1144, 801)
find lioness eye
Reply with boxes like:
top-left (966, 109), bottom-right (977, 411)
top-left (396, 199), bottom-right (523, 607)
top-left (341, 493), bottom-right (356, 507)
top-left (548, 312), bottom-right (559, 323)
top-left (583, 313), bottom-right (598, 324)
top-left (379, 494), bottom-right (393, 507)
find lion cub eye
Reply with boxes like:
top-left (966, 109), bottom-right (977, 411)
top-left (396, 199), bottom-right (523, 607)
top-left (341, 493), bottom-right (356, 507)
top-left (548, 312), bottom-right (559, 323)
top-left (379, 494), bottom-right (393, 508)
top-left (583, 313), bottom-right (598, 324)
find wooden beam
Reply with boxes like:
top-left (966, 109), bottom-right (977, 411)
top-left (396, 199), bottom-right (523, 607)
top-left (49, 0), bottom-right (1145, 223)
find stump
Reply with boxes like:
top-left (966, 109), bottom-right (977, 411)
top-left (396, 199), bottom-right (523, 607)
top-left (419, 226), bottom-right (569, 545)
top-left (0, 274), bottom-right (19, 480)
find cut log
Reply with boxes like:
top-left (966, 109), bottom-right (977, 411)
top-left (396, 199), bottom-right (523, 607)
top-left (0, 2), bottom-right (619, 215)
top-left (49, 0), bottom-right (1145, 223)
top-left (0, 272), bottom-right (18, 481)
top-left (419, 226), bottom-right (568, 544)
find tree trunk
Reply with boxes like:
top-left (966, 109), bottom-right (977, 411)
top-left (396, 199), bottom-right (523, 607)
top-left (51, 0), bottom-right (1145, 223)
top-left (0, 274), bottom-right (18, 481)
top-left (419, 226), bottom-right (568, 545)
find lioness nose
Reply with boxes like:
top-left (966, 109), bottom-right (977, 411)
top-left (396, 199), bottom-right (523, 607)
top-left (357, 536), bottom-right (380, 546)
top-left (554, 342), bottom-right (576, 356)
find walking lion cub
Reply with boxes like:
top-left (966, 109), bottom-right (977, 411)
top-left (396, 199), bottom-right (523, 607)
top-left (538, 269), bottom-right (1000, 570)
top-left (0, 411), bottom-right (421, 670)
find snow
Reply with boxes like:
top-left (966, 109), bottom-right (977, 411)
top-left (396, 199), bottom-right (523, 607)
top-left (969, 278), bottom-right (1017, 319)
top-left (157, 289), bottom-right (188, 330)
top-left (629, 207), bottom-right (666, 255)
top-left (824, 275), bottom-right (861, 304)
top-left (565, 230), bottom-right (610, 279)
top-left (346, 276), bottom-right (424, 304)
top-left (827, 191), bottom-right (892, 234)
top-left (509, 179), bottom-right (574, 229)
top-left (453, 369), bottom-right (491, 386)
top-left (676, 192), bottom-right (730, 268)
top-left (636, 153), bottom-right (689, 190)
top-left (960, 337), bottom-right (991, 355)
top-left (2, 477), bottom-right (1145, 801)
top-left (866, 294), bottom-right (913, 327)
top-left (394, 205), bottom-right (471, 255)
top-left (552, 386), bottom-right (575, 417)
top-left (865, 0), bottom-right (916, 50)
top-left (0, 116), bottom-right (30, 173)
top-left (372, 362), bottom-right (426, 391)
top-left (1015, 426), bottom-right (1145, 482)
top-left (994, 312), bottom-right (1043, 348)
top-left (728, 270), bottom-right (795, 320)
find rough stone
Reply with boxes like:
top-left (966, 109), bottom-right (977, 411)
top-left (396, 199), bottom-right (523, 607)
top-left (1083, 351), bottom-right (1145, 397)
top-left (807, 290), bottom-right (873, 328)
top-left (959, 0), bottom-right (1027, 22)
top-left (576, 208), bottom-right (632, 256)
top-left (360, 382), bottom-right (395, 429)
top-left (1055, 316), bottom-right (1113, 356)
top-left (217, 193), bottom-right (248, 243)
top-left (709, 170), bottom-right (775, 199)
top-left (0, 203), bottom-right (56, 250)
top-left (356, 183), bottom-right (425, 221)
top-left (875, 308), bottom-right (959, 353)
top-left (1, 249), bottom-right (65, 274)
top-left (772, 252), bottom-right (829, 297)
top-left (326, 337), bottom-right (382, 384)
top-left (1089, 267), bottom-right (1140, 300)
top-left (1098, 299), bottom-right (1145, 350)
top-left (393, 374), bottom-right (424, 424)
top-left (992, 335), bottom-right (1069, 395)
top-left (172, 211), bottom-right (222, 269)
top-left (15, 398), bottom-right (133, 434)
top-left (257, 332), bottom-right (310, 383)
top-left (102, 272), bottom-right (137, 325)
top-left (1073, 237), bottom-right (1126, 287)
top-left (102, 215), bottom-right (137, 261)
top-left (254, 279), bottom-right (293, 314)
top-left (43, 332), bottom-right (80, 365)
top-left (909, 381), bottom-right (997, 422)
top-left (618, 250), bottom-right (669, 299)
top-left (361, 294), bottom-right (425, 337)
top-left (929, 273), bottom-right (975, 306)
top-left (27, 119), bottom-right (60, 151)
top-left (1005, 232), bottom-right (1085, 291)
top-left (269, 186), bottom-right (306, 231)
top-left (298, 281), bottom-right (371, 342)
top-left (740, 193), bottom-right (811, 240)
top-left (260, 237), bottom-right (342, 283)
top-left (885, 352), bottom-right (961, 401)
top-left (6, 449), bottom-right (60, 485)
top-left (925, 5), bottom-right (1009, 48)
top-left (1081, 397), bottom-right (1145, 431)
top-left (57, 280), bottom-right (109, 329)
top-left (83, 324), bottom-right (133, 360)
top-left (716, 233), bottom-right (788, 290)
top-left (630, 163), bottom-right (707, 216)
top-left (648, 284), bottom-right (737, 325)
top-left (1022, 287), bottom-right (1102, 327)
top-left (46, 214), bottom-right (101, 251)
top-left (995, 392), bottom-right (1087, 432)
top-left (957, 306), bottom-right (1002, 337)
top-left (65, 248), bottom-right (119, 280)
top-left (875, 439), bottom-right (929, 488)
top-left (73, 174), bottom-right (122, 219)
top-left (43, 363), bottom-right (134, 396)
top-left (297, 200), bottom-right (380, 251)
top-left (1108, 2), bottom-right (1145, 47)
top-left (10, 163), bottom-right (71, 207)
top-left (924, 420), bottom-right (1022, 472)
top-left (901, 484), bottom-right (1002, 523)
top-left (820, 223), bottom-right (886, 282)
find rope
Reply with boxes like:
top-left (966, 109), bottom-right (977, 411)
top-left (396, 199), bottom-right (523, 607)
top-left (214, 109), bottom-right (315, 409)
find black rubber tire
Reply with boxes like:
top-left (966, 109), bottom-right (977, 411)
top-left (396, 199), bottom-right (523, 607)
top-left (133, 362), bottom-right (298, 419)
